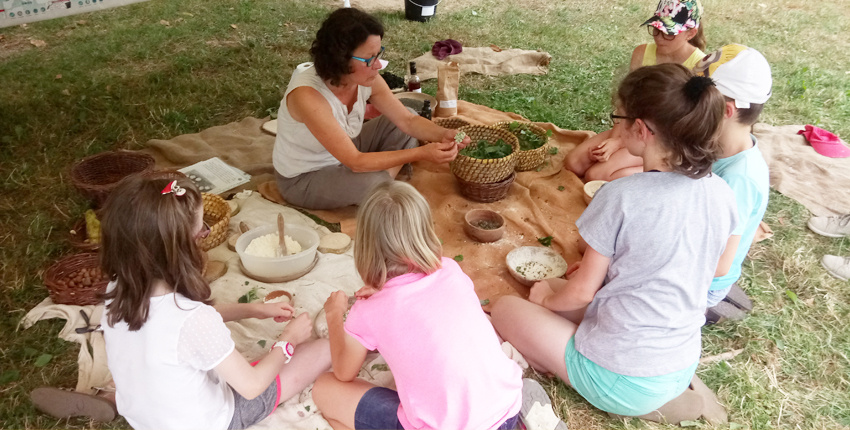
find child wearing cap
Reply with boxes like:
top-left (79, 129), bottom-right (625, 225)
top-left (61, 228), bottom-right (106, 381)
top-left (694, 45), bottom-right (772, 309)
top-left (565, 0), bottom-right (707, 182)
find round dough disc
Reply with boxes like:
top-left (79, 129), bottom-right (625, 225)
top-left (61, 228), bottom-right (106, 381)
top-left (318, 232), bottom-right (352, 254)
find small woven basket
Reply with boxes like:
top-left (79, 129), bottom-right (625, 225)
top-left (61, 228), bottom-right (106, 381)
top-left (434, 117), bottom-right (471, 130)
top-left (69, 218), bottom-right (100, 251)
top-left (450, 125), bottom-right (519, 184)
top-left (492, 121), bottom-right (550, 171)
top-left (44, 253), bottom-right (109, 306)
top-left (70, 151), bottom-right (155, 206)
top-left (456, 172), bottom-right (516, 203)
top-left (200, 193), bottom-right (230, 251)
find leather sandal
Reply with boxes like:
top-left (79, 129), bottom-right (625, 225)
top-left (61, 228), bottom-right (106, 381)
top-left (31, 387), bottom-right (117, 422)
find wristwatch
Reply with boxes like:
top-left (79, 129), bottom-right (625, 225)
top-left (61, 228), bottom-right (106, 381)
top-left (271, 341), bottom-right (294, 363)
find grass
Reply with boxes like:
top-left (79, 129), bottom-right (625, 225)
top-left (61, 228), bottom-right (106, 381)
top-left (2, 0), bottom-right (850, 428)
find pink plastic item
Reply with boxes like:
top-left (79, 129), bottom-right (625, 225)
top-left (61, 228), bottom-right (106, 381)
top-left (798, 124), bottom-right (850, 158)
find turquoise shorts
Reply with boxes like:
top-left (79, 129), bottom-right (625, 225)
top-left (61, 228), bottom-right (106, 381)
top-left (564, 337), bottom-right (698, 416)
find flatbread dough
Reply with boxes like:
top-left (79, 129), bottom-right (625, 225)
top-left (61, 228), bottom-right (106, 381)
top-left (318, 232), bottom-right (352, 254)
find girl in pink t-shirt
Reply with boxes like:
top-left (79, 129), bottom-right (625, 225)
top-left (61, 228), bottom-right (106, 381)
top-left (313, 182), bottom-right (522, 430)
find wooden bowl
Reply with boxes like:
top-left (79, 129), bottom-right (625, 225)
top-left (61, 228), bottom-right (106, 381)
top-left (263, 290), bottom-right (293, 304)
top-left (583, 180), bottom-right (607, 205)
top-left (463, 209), bottom-right (505, 243)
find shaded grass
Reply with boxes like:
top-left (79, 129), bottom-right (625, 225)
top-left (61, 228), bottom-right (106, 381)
top-left (2, 0), bottom-right (850, 428)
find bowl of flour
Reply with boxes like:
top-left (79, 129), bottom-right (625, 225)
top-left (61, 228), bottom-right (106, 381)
top-left (505, 246), bottom-right (568, 287)
top-left (235, 223), bottom-right (319, 279)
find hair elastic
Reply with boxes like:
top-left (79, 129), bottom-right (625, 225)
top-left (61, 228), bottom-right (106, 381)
top-left (161, 180), bottom-right (187, 196)
top-left (683, 76), bottom-right (716, 102)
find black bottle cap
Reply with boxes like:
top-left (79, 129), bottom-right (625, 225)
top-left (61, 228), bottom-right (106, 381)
top-left (409, 61), bottom-right (417, 74)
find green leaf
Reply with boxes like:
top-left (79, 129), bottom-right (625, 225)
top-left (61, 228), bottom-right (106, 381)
top-left (729, 423), bottom-right (744, 430)
top-left (14, 125), bottom-right (24, 138)
top-left (34, 354), bottom-right (53, 367)
top-left (305, 405), bottom-right (311, 412)
top-left (557, 186), bottom-right (565, 191)
top-left (546, 129), bottom-right (554, 137)
top-left (371, 363), bottom-right (389, 372)
top-left (23, 347), bottom-right (39, 357)
top-left (509, 121), bottom-right (520, 131)
top-left (257, 340), bottom-right (266, 348)
top-left (679, 420), bottom-right (701, 427)
top-left (537, 236), bottom-right (553, 247)
top-left (480, 299), bottom-right (490, 306)
top-left (453, 254), bottom-right (464, 262)
top-left (775, 339), bottom-right (785, 350)
top-left (0, 369), bottom-right (20, 385)
top-left (548, 146), bottom-right (558, 155)
top-left (238, 294), bottom-right (248, 303)
top-left (785, 289), bottom-right (800, 304)
top-left (245, 281), bottom-right (249, 286)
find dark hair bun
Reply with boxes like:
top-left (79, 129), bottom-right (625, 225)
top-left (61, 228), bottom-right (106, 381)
top-left (684, 76), bottom-right (716, 103)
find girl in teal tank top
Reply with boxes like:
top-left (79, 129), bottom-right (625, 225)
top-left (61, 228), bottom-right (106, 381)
top-left (564, 0), bottom-right (707, 182)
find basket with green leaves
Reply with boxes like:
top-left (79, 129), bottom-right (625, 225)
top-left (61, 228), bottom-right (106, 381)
top-left (450, 125), bottom-right (519, 184)
top-left (492, 121), bottom-right (552, 171)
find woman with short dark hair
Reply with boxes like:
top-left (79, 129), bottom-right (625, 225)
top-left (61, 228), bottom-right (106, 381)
top-left (273, 8), bottom-right (469, 210)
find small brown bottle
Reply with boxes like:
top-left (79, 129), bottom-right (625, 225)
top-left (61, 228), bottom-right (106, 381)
top-left (407, 61), bottom-right (421, 93)
top-left (420, 100), bottom-right (432, 120)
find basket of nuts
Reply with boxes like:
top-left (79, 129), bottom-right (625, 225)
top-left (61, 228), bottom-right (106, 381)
top-left (43, 253), bottom-right (110, 306)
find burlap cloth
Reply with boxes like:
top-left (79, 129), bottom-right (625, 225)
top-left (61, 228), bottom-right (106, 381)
top-left (752, 123), bottom-right (850, 216)
top-left (143, 100), bottom-right (594, 305)
top-left (409, 47), bottom-right (552, 81)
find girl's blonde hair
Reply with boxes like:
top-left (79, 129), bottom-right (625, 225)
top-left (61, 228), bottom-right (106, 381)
top-left (354, 182), bottom-right (442, 289)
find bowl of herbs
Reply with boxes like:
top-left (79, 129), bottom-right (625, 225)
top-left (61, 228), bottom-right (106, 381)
top-left (493, 121), bottom-right (553, 171)
top-left (449, 125), bottom-right (519, 184)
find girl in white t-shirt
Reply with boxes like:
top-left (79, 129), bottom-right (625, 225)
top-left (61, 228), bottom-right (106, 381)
top-left (99, 175), bottom-right (331, 430)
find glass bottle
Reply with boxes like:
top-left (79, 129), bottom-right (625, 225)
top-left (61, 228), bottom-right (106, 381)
top-left (407, 61), bottom-right (421, 93)
top-left (420, 100), bottom-right (432, 120)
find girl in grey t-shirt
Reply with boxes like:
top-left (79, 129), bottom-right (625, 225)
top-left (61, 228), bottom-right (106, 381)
top-left (492, 64), bottom-right (738, 418)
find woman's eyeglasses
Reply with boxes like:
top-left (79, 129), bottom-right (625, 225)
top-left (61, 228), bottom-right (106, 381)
top-left (610, 113), bottom-right (655, 135)
top-left (647, 26), bottom-right (676, 41)
top-left (351, 46), bottom-right (385, 68)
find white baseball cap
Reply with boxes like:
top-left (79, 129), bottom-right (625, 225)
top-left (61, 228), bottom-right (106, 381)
top-left (694, 44), bottom-right (772, 109)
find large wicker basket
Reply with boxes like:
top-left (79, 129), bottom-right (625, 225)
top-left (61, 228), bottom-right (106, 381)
top-left (44, 253), bottom-right (109, 306)
top-left (492, 121), bottom-right (550, 171)
top-left (70, 151), bottom-right (155, 206)
top-left (200, 193), bottom-right (230, 251)
top-left (450, 125), bottom-right (519, 184)
top-left (456, 172), bottom-right (516, 203)
top-left (142, 169), bottom-right (188, 181)
top-left (434, 117), bottom-right (471, 130)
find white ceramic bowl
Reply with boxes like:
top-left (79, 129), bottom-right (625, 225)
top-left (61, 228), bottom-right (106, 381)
top-left (236, 223), bottom-right (319, 279)
top-left (583, 180), bottom-right (607, 205)
top-left (505, 246), bottom-right (568, 287)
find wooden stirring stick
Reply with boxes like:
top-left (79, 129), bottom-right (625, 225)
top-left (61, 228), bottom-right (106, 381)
top-left (277, 213), bottom-right (287, 256)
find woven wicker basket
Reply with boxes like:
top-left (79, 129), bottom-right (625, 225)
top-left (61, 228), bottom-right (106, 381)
top-left (450, 125), bottom-right (519, 184)
top-left (142, 169), bottom-right (188, 181)
top-left (70, 151), bottom-right (155, 206)
top-left (456, 172), bottom-right (516, 203)
top-left (69, 218), bottom-right (100, 251)
top-left (44, 253), bottom-right (109, 306)
top-left (200, 193), bottom-right (230, 251)
top-left (434, 117), bottom-right (471, 130)
top-left (492, 121), bottom-right (549, 171)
